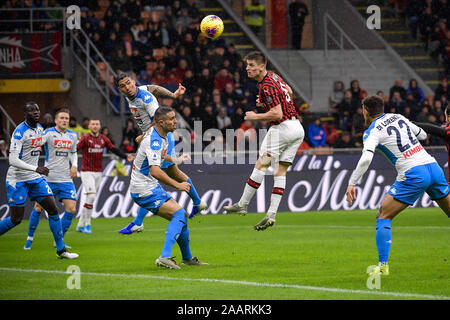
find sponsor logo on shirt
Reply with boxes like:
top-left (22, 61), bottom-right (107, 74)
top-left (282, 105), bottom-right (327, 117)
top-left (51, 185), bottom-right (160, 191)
top-left (402, 145), bottom-right (423, 159)
top-left (88, 148), bottom-right (104, 153)
top-left (54, 139), bottom-right (72, 149)
top-left (31, 137), bottom-right (42, 148)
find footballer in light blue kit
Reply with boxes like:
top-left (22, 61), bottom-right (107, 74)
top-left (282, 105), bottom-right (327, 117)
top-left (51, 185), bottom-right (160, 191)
top-left (130, 106), bottom-right (208, 269)
top-left (24, 108), bottom-right (79, 250)
top-left (346, 95), bottom-right (450, 276)
top-left (115, 73), bottom-right (206, 235)
top-left (0, 102), bottom-right (78, 259)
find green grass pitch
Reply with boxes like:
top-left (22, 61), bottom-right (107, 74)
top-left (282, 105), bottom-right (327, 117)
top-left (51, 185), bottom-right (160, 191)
top-left (0, 208), bottom-right (449, 300)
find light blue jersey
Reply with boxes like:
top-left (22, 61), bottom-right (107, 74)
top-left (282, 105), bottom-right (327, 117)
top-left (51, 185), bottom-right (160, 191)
top-left (126, 85), bottom-right (159, 132)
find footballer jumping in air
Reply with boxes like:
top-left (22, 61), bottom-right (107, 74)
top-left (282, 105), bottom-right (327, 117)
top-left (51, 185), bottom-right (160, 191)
top-left (129, 106), bottom-right (208, 269)
top-left (115, 73), bottom-right (206, 235)
top-left (24, 108), bottom-right (79, 250)
top-left (0, 102), bottom-right (78, 259)
top-left (223, 51), bottom-right (305, 230)
top-left (346, 95), bottom-right (450, 276)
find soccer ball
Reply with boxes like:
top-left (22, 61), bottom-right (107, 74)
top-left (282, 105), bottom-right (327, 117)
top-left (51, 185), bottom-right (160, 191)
top-left (200, 15), bottom-right (224, 39)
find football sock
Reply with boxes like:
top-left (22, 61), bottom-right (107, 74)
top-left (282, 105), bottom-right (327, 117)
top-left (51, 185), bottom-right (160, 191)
top-left (267, 176), bottom-right (286, 216)
top-left (27, 208), bottom-right (42, 238)
top-left (239, 168), bottom-right (265, 207)
top-left (0, 217), bottom-right (15, 236)
top-left (187, 178), bottom-right (201, 206)
top-left (133, 207), bottom-right (148, 226)
top-left (161, 208), bottom-right (186, 258)
top-left (176, 225), bottom-right (193, 261)
top-left (61, 211), bottom-right (74, 236)
top-left (376, 218), bottom-right (392, 263)
top-left (48, 214), bottom-right (64, 252)
top-left (82, 203), bottom-right (93, 226)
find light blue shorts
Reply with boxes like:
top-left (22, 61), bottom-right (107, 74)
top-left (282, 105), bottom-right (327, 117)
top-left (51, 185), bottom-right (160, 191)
top-left (130, 184), bottom-right (172, 214)
top-left (47, 182), bottom-right (77, 201)
top-left (388, 162), bottom-right (450, 205)
top-left (6, 177), bottom-right (53, 207)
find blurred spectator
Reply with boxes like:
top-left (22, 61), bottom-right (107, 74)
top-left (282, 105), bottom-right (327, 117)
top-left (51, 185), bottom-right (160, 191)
top-left (349, 80), bottom-right (366, 102)
top-left (323, 121), bottom-right (338, 146)
top-left (335, 89), bottom-right (358, 131)
top-left (236, 120), bottom-right (257, 149)
top-left (231, 106), bottom-right (245, 129)
top-left (181, 106), bottom-right (195, 129)
top-left (307, 117), bottom-right (327, 147)
top-left (334, 131), bottom-right (357, 148)
top-left (214, 69), bottom-right (235, 92)
top-left (101, 126), bottom-right (115, 146)
top-left (406, 78), bottom-right (425, 104)
top-left (352, 107), bottom-right (365, 142)
top-left (416, 106), bottom-right (430, 123)
top-left (217, 107), bottom-right (232, 132)
top-left (328, 80), bottom-right (345, 126)
top-left (69, 116), bottom-right (84, 138)
top-left (120, 137), bottom-right (134, 153)
top-left (389, 78), bottom-right (407, 100)
top-left (289, 0), bottom-right (309, 49)
top-left (389, 91), bottom-right (406, 113)
top-left (435, 77), bottom-right (449, 102)
top-left (244, 0), bottom-right (265, 37)
top-left (42, 113), bottom-right (55, 130)
top-left (405, 0), bottom-right (423, 39)
top-left (111, 48), bottom-right (132, 72)
top-left (201, 104), bottom-right (218, 131)
top-left (0, 139), bottom-right (8, 158)
top-left (122, 119), bottom-right (138, 151)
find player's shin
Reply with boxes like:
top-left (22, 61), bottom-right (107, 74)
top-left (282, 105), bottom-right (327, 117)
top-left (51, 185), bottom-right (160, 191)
top-left (133, 207), bottom-right (148, 226)
top-left (161, 208), bottom-right (186, 258)
top-left (239, 168), bottom-right (265, 207)
top-left (48, 214), bottom-right (65, 252)
top-left (27, 208), bottom-right (42, 238)
top-left (187, 178), bottom-right (201, 206)
top-left (376, 218), bottom-right (392, 264)
top-left (61, 211), bottom-right (75, 236)
top-left (176, 225), bottom-right (193, 261)
top-left (267, 176), bottom-right (286, 217)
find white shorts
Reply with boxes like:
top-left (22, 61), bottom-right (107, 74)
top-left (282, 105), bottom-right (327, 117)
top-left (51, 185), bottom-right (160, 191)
top-left (80, 171), bottom-right (103, 194)
top-left (259, 119), bottom-right (304, 164)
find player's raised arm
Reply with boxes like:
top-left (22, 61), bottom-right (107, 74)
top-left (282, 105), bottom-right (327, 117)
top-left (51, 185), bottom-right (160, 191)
top-left (147, 83), bottom-right (186, 99)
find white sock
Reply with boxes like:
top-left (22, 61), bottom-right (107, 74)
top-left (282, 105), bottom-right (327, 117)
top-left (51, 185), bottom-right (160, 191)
top-left (267, 176), bottom-right (286, 217)
top-left (239, 168), bottom-right (266, 207)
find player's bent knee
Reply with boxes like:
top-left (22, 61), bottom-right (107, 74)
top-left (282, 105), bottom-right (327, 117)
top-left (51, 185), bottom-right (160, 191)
top-left (85, 193), bottom-right (96, 205)
top-left (10, 215), bottom-right (23, 226)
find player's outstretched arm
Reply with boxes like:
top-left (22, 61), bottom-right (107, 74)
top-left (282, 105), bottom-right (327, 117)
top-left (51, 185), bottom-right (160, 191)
top-left (346, 150), bottom-right (375, 204)
top-left (147, 83), bottom-right (186, 99)
top-left (412, 121), bottom-right (446, 138)
top-left (150, 165), bottom-right (190, 192)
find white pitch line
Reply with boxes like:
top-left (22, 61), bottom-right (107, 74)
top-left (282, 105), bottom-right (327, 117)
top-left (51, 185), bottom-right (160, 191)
top-left (0, 267), bottom-right (448, 300)
top-left (2, 224), bottom-right (450, 237)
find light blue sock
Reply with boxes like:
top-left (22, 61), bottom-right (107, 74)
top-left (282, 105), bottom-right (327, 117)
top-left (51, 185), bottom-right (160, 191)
top-left (133, 207), bottom-right (148, 226)
top-left (187, 178), bottom-right (201, 206)
top-left (27, 209), bottom-right (42, 238)
top-left (61, 211), bottom-right (74, 236)
top-left (176, 225), bottom-right (193, 261)
top-left (0, 217), bottom-right (15, 236)
top-left (48, 214), bottom-right (64, 252)
top-left (161, 208), bottom-right (186, 258)
top-left (376, 218), bottom-right (392, 263)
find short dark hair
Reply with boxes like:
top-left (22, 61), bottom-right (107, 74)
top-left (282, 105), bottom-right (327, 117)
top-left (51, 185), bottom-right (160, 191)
top-left (24, 101), bottom-right (38, 111)
top-left (55, 108), bottom-right (70, 118)
top-left (114, 72), bottom-right (130, 86)
top-left (154, 106), bottom-right (174, 122)
top-left (362, 95), bottom-right (384, 117)
top-left (244, 51), bottom-right (266, 65)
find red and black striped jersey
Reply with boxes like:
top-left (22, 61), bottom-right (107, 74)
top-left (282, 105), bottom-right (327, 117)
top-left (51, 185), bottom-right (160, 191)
top-left (258, 71), bottom-right (298, 126)
top-left (441, 122), bottom-right (450, 181)
top-left (77, 133), bottom-right (115, 172)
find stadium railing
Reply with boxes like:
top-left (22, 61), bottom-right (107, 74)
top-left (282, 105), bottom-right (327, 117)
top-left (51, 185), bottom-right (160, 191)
top-left (0, 104), bottom-right (17, 141)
